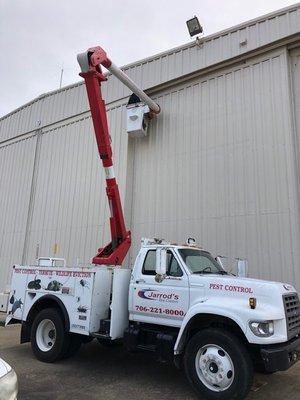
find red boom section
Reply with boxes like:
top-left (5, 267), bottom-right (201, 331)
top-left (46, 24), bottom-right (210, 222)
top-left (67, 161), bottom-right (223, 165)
top-left (79, 47), bottom-right (131, 265)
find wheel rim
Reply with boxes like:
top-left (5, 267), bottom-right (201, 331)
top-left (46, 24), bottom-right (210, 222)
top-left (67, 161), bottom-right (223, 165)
top-left (36, 319), bottom-right (56, 352)
top-left (195, 344), bottom-right (235, 392)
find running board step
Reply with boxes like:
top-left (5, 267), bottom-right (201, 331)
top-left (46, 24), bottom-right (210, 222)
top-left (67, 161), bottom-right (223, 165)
top-left (91, 332), bottom-right (111, 339)
top-left (136, 344), bottom-right (156, 352)
top-left (98, 319), bottom-right (111, 335)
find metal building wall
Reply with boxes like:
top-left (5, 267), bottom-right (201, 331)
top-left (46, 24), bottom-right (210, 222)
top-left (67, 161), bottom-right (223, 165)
top-left (1, 3), bottom-right (299, 143)
top-left (24, 106), bottom-right (128, 268)
top-left (0, 83), bottom-right (89, 142)
top-left (290, 47), bottom-right (300, 186)
top-left (0, 105), bottom-right (128, 292)
top-left (0, 137), bottom-right (37, 290)
top-left (127, 48), bottom-right (300, 289)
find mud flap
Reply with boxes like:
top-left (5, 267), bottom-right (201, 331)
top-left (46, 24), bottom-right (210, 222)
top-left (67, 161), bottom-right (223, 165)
top-left (20, 321), bottom-right (31, 344)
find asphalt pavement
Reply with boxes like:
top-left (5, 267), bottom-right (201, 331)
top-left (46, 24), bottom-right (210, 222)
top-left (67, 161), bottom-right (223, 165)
top-left (0, 320), bottom-right (299, 400)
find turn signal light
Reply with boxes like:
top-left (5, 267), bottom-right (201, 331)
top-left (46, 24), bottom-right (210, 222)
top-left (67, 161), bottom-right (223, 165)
top-left (249, 298), bottom-right (257, 309)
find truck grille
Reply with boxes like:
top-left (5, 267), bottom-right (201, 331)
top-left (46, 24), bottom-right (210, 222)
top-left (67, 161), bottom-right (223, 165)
top-left (283, 293), bottom-right (300, 339)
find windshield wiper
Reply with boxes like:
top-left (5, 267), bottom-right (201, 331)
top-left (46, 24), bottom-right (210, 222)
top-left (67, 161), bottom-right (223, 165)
top-left (193, 270), bottom-right (214, 274)
top-left (193, 270), bottom-right (228, 275)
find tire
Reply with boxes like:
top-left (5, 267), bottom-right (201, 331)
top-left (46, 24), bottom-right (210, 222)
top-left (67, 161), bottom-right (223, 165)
top-left (31, 308), bottom-right (70, 363)
top-left (184, 328), bottom-right (253, 400)
top-left (63, 333), bottom-right (82, 359)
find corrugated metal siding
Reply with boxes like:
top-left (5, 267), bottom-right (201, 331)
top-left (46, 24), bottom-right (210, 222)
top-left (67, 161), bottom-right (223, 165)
top-left (120, 6), bottom-right (299, 88)
top-left (24, 106), bottom-right (128, 266)
top-left (1, 3), bottom-right (299, 141)
top-left (0, 100), bottom-right (43, 142)
top-left (290, 48), bottom-right (300, 288)
top-left (94, 3), bottom-right (300, 106)
top-left (291, 47), bottom-right (300, 176)
top-left (0, 83), bottom-right (89, 143)
top-left (128, 49), bottom-right (300, 289)
top-left (0, 137), bottom-right (36, 292)
top-left (40, 84), bottom-right (89, 128)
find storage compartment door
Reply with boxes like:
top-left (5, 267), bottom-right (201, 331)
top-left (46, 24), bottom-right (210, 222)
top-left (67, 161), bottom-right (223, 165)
top-left (110, 268), bottom-right (131, 339)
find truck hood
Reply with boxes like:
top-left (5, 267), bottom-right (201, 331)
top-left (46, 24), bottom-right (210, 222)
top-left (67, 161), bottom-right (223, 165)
top-left (188, 274), bottom-right (298, 344)
top-left (189, 274), bottom-right (297, 298)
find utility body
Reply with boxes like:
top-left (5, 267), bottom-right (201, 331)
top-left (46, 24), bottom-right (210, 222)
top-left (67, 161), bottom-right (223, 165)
top-left (6, 46), bottom-right (300, 400)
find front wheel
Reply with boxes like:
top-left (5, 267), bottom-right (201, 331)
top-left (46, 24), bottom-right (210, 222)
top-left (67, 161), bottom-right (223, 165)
top-left (184, 328), bottom-right (253, 400)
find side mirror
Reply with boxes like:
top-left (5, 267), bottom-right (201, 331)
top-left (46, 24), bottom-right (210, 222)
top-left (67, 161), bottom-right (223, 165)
top-left (155, 248), bottom-right (167, 282)
top-left (237, 259), bottom-right (248, 278)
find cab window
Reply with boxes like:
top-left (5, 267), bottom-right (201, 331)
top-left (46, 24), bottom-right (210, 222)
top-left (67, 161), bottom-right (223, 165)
top-left (142, 250), bottom-right (156, 275)
top-left (142, 250), bottom-right (183, 277)
top-left (168, 253), bottom-right (183, 277)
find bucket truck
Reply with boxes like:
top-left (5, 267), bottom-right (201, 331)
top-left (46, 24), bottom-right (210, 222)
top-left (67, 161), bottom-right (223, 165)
top-left (5, 46), bottom-right (300, 400)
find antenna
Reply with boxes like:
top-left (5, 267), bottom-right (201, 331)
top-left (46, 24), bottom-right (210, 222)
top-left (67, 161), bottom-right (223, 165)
top-left (59, 66), bottom-right (64, 89)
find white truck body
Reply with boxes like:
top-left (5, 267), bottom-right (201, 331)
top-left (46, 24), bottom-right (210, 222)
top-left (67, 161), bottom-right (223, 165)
top-left (6, 242), bottom-right (300, 346)
top-left (6, 265), bottom-right (131, 340)
top-left (6, 240), bottom-right (300, 400)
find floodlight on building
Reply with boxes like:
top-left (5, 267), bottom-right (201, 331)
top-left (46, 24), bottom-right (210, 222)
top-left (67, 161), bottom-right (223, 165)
top-left (186, 16), bottom-right (203, 37)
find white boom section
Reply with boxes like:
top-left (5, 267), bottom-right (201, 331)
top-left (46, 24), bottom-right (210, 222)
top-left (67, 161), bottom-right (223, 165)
top-left (107, 62), bottom-right (160, 114)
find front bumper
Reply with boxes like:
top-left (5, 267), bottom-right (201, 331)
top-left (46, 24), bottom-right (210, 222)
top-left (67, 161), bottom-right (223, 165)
top-left (261, 335), bottom-right (300, 372)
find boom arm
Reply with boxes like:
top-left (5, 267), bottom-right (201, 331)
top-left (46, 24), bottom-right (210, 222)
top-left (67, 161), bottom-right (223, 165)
top-left (77, 46), bottom-right (160, 266)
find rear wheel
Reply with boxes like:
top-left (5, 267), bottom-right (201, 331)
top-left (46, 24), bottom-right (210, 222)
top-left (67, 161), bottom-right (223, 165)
top-left (31, 308), bottom-right (69, 363)
top-left (184, 328), bottom-right (253, 400)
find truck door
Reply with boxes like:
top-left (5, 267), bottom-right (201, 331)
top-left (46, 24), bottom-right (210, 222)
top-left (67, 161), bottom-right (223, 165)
top-left (130, 249), bottom-right (189, 327)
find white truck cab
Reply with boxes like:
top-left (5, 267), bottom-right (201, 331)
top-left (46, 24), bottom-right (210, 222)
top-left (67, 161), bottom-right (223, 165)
top-left (6, 238), bottom-right (300, 400)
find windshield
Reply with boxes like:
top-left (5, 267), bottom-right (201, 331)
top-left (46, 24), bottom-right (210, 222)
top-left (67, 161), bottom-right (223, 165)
top-left (178, 248), bottom-right (226, 274)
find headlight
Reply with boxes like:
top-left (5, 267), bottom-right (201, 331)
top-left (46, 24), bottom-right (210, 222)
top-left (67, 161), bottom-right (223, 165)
top-left (249, 320), bottom-right (274, 337)
top-left (0, 368), bottom-right (18, 400)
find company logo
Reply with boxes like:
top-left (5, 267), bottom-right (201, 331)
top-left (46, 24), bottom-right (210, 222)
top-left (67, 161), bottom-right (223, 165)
top-left (138, 289), bottom-right (179, 302)
top-left (283, 284), bottom-right (293, 291)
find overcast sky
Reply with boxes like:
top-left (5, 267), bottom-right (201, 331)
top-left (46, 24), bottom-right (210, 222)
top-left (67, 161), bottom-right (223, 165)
top-left (0, 0), bottom-right (297, 117)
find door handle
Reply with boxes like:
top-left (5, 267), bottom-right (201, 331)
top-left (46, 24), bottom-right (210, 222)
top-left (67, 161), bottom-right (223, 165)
top-left (190, 283), bottom-right (205, 288)
top-left (136, 279), bottom-right (145, 284)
